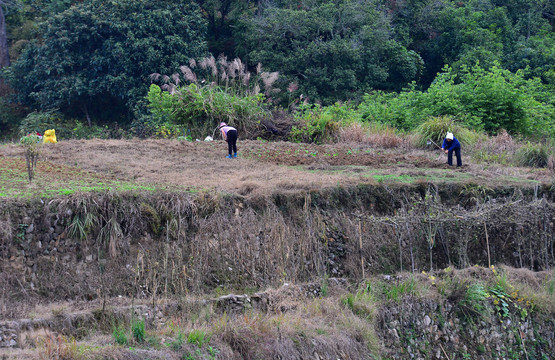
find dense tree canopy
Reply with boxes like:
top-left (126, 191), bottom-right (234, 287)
top-left (0, 0), bottom-right (553, 136)
top-left (5, 0), bottom-right (207, 122)
top-left (234, 0), bottom-right (423, 104)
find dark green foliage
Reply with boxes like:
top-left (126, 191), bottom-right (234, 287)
top-left (0, 0), bottom-right (553, 139)
top-left (5, 0), bottom-right (207, 123)
top-left (234, 0), bottom-right (423, 105)
top-left (0, 95), bottom-right (26, 137)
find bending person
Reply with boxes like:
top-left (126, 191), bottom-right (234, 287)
top-left (220, 122), bottom-right (238, 159)
top-left (441, 132), bottom-right (462, 167)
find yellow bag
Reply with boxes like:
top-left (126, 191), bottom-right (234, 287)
top-left (43, 129), bottom-right (57, 144)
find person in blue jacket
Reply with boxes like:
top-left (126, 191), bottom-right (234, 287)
top-left (442, 132), bottom-right (462, 167)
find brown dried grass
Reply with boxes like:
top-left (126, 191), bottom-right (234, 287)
top-left (339, 122), bottom-right (403, 148)
top-left (0, 139), bottom-right (376, 197)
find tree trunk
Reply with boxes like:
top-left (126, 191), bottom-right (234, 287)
top-left (83, 104), bottom-right (92, 127)
top-left (0, 5), bottom-right (10, 69)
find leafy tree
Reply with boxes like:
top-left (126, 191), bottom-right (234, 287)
top-left (5, 0), bottom-right (207, 124)
top-left (235, 0), bottom-right (423, 105)
top-left (506, 29), bottom-right (555, 90)
top-left (196, 0), bottom-right (255, 56)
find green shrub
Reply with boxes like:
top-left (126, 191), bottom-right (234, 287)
top-left (147, 83), bottom-right (269, 139)
top-left (18, 111), bottom-right (117, 140)
top-left (358, 88), bottom-right (424, 131)
top-left (18, 110), bottom-right (66, 137)
top-left (414, 116), bottom-right (482, 148)
top-left (132, 319), bottom-right (145, 343)
top-left (19, 134), bottom-right (42, 182)
top-left (112, 326), bottom-right (128, 345)
top-left (514, 142), bottom-right (551, 168)
top-left (358, 64), bottom-right (555, 137)
top-left (148, 56), bottom-right (278, 139)
top-left (289, 102), bottom-right (358, 143)
top-left (71, 121), bottom-right (113, 140)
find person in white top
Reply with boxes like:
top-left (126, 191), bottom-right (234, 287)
top-left (219, 122), bottom-right (238, 158)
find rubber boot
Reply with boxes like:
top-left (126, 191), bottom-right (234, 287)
top-left (233, 153), bottom-right (237, 158)
top-left (226, 155), bottom-right (232, 159)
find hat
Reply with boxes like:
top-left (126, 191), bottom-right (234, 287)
top-left (446, 132), bottom-right (453, 140)
top-left (219, 122), bottom-right (227, 128)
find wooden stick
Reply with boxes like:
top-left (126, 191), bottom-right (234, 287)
top-left (439, 343), bottom-right (451, 360)
top-left (519, 330), bottom-right (530, 360)
top-left (359, 220), bottom-right (365, 279)
top-left (484, 222), bottom-right (491, 268)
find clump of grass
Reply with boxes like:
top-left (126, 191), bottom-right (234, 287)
top-left (458, 282), bottom-right (489, 322)
top-left (168, 329), bottom-right (186, 350)
top-left (188, 328), bottom-right (210, 348)
top-left (378, 277), bottom-right (418, 302)
top-left (470, 129), bottom-right (517, 164)
top-left (51, 306), bottom-right (67, 317)
top-left (112, 325), bottom-right (128, 345)
top-left (342, 281), bottom-right (377, 319)
top-left (513, 142), bottom-right (550, 168)
top-left (414, 116), bottom-right (481, 148)
top-left (38, 334), bottom-right (78, 359)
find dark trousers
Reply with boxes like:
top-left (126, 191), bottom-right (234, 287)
top-left (448, 147), bottom-right (462, 166)
top-left (227, 130), bottom-right (237, 155)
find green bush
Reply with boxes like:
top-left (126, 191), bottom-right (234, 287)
top-left (358, 64), bottom-right (555, 138)
top-left (147, 56), bottom-right (280, 139)
top-left (112, 325), bottom-right (128, 345)
top-left (414, 116), bottom-right (482, 148)
top-left (289, 102), bottom-right (359, 144)
top-left (358, 88), bottom-right (424, 131)
top-left (132, 319), bottom-right (145, 343)
top-left (514, 142), bottom-right (551, 168)
top-left (146, 83), bottom-right (269, 139)
top-left (18, 110), bottom-right (66, 137)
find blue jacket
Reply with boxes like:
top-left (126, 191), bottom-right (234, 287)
top-left (442, 137), bottom-right (461, 151)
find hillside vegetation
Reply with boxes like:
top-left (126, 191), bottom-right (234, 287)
top-left (0, 0), bottom-right (553, 149)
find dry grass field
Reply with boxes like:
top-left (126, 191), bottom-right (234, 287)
top-left (1, 139), bottom-right (551, 198)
